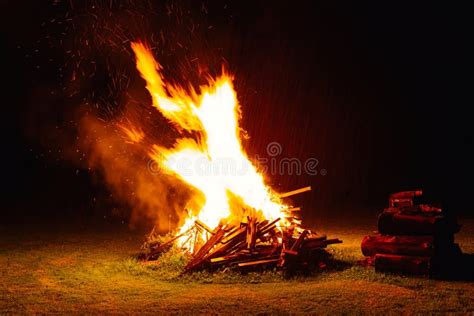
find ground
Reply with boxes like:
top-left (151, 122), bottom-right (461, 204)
top-left (1, 218), bottom-right (473, 314)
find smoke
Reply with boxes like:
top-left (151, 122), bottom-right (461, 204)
top-left (21, 1), bottom-right (232, 230)
top-left (76, 110), bottom-right (196, 231)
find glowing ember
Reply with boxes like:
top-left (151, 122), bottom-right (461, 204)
top-left (130, 42), bottom-right (290, 247)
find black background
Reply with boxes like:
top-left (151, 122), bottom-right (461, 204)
top-left (2, 1), bottom-right (473, 227)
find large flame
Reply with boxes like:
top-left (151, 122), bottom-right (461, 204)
top-left (131, 42), bottom-right (288, 241)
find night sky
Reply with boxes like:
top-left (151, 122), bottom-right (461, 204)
top-left (2, 1), bottom-right (472, 227)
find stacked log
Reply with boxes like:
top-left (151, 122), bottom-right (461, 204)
top-left (146, 217), bottom-right (342, 273)
top-left (361, 190), bottom-right (461, 277)
top-left (140, 186), bottom-right (343, 274)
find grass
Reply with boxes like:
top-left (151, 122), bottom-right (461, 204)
top-left (1, 219), bottom-right (473, 314)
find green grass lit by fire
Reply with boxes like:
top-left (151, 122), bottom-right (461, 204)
top-left (1, 220), bottom-right (473, 313)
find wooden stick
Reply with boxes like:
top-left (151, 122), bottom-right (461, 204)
top-left (185, 228), bottom-right (225, 272)
top-left (193, 232), bottom-right (247, 269)
top-left (144, 231), bottom-right (187, 260)
top-left (238, 258), bottom-right (279, 267)
top-left (195, 219), bottom-right (213, 235)
top-left (258, 218), bottom-right (281, 236)
top-left (282, 249), bottom-right (298, 256)
top-left (325, 238), bottom-right (343, 245)
top-left (205, 229), bottom-right (247, 259)
top-left (279, 186), bottom-right (311, 198)
top-left (210, 254), bottom-right (239, 263)
top-left (221, 227), bottom-right (247, 244)
top-left (286, 207), bottom-right (301, 212)
top-left (291, 230), bottom-right (309, 251)
top-left (246, 216), bottom-right (257, 251)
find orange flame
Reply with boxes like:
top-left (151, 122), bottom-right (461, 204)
top-left (131, 42), bottom-right (289, 245)
top-left (117, 123), bottom-right (145, 144)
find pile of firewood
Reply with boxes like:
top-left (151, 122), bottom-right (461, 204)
top-left (361, 190), bottom-right (461, 277)
top-left (140, 187), bottom-right (342, 273)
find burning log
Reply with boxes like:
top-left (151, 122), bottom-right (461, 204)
top-left (195, 219), bottom-right (213, 235)
top-left (291, 230), bottom-right (309, 251)
top-left (257, 218), bottom-right (280, 237)
top-left (141, 231), bottom-right (188, 260)
top-left (277, 230), bottom-right (308, 267)
top-left (279, 186), bottom-right (312, 198)
top-left (246, 217), bottom-right (257, 251)
top-left (184, 227), bottom-right (226, 272)
top-left (141, 211), bottom-right (341, 274)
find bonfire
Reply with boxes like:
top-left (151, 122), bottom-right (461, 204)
top-left (126, 42), bottom-right (341, 273)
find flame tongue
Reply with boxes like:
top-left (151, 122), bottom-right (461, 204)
top-left (131, 42), bottom-right (288, 237)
